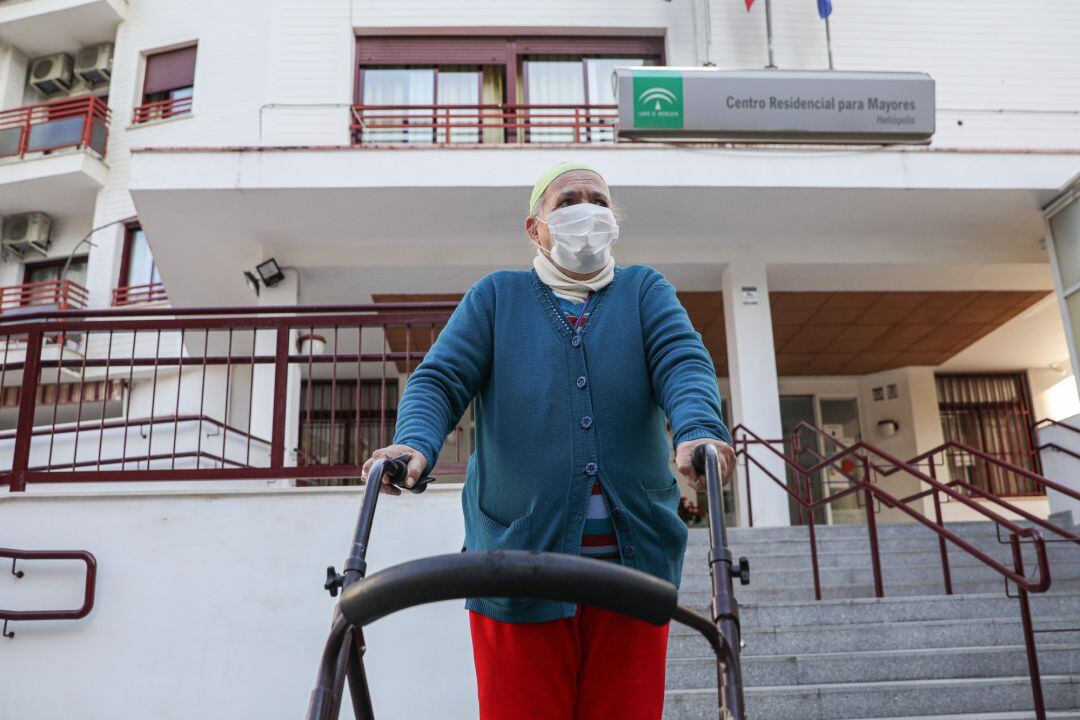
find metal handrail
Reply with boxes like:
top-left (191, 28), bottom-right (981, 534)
top-left (731, 422), bottom-right (1056, 719)
top-left (794, 420), bottom-right (1080, 513)
top-left (0, 547), bottom-right (97, 638)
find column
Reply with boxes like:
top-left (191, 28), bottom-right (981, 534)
top-left (722, 262), bottom-right (790, 527)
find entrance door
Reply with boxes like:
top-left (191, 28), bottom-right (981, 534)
top-left (819, 398), bottom-right (863, 525)
top-left (780, 395), bottom-right (863, 525)
top-left (780, 396), bottom-right (826, 525)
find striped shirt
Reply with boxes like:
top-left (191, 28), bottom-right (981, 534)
top-left (558, 296), bottom-right (620, 563)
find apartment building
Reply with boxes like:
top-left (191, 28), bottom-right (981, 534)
top-left (2, 2), bottom-right (1080, 718)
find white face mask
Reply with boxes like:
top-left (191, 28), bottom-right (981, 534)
top-left (534, 203), bottom-right (620, 274)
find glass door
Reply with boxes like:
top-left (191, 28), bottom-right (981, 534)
top-left (819, 398), bottom-right (863, 524)
top-left (780, 396), bottom-right (826, 525)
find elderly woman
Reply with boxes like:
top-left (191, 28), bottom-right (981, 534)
top-left (363, 161), bottom-right (734, 720)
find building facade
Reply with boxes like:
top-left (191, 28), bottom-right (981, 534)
top-left (2, 1), bottom-right (1080, 520)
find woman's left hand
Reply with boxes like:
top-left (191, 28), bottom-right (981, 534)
top-left (675, 439), bottom-right (736, 492)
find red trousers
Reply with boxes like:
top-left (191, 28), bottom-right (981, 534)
top-left (469, 607), bottom-right (670, 720)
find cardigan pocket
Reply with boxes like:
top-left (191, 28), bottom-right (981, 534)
top-left (474, 505), bottom-right (535, 608)
top-left (640, 477), bottom-right (689, 571)
top-left (477, 505), bottom-right (533, 538)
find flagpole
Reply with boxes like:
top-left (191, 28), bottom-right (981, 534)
top-left (825, 15), bottom-right (834, 70)
top-left (763, 0), bottom-right (777, 68)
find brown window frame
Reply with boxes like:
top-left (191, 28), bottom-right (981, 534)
top-left (935, 372), bottom-right (1043, 497)
top-left (353, 33), bottom-right (665, 107)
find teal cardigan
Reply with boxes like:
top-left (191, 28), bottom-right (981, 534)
top-left (393, 265), bottom-right (730, 623)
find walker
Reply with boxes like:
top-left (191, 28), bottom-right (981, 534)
top-left (306, 444), bottom-right (748, 720)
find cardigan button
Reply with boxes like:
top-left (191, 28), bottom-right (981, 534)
top-left (622, 545), bottom-right (636, 559)
top-left (580, 416), bottom-right (593, 429)
top-left (584, 462), bottom-right (598, 476)
top-left (611, 507), bottom-right (625, 520)
top-left (576, 376), bottom-right (587, 389)
top-left (570, 335), bottom-right (582, 347)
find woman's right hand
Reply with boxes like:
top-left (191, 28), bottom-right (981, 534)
top-left (361, 444), bottom-right (428, 495)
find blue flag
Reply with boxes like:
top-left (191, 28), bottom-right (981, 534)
top-left (818, 0), bottom-right (832, 19)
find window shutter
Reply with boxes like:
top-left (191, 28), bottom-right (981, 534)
top-left (144, 46), bottom-right (197, 96)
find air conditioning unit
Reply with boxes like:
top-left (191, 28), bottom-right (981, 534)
top-left (2, 212), bottom-right (52, 259)
top-left (75, 43), bottom-right (113, 86)
top-left (29, 53), bottom-right (74, 95)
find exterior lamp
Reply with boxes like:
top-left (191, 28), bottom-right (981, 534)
top-left (243, 270), bottom-right (261, 297)
top-left (256, 258), bottom-right (286, 287)
top-left (876, 419), bottom-right (899, 438)
top-left (244, 258), bottom-right (301, 301)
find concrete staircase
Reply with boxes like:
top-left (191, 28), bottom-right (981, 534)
top-left (665, 517), bottom-right (1080, 720)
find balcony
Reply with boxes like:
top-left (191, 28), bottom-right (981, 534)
top-left (132, 95), bottom-right (193, 126)
top-left (112, 281), bottom-right (167, 306)
top-left (0, 279), bottom-right (88, 315)
top-left (0, 0), bottom-right (126, 57)
top-left (0, 301), bottom-right (465, 491)
top-left (350, 103), bottom-right (618, 146)
top-left (0, 95), bottom-right (110, 218)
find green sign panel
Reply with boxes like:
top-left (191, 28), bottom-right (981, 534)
top-left (632, 72), bottom-right (684, 129)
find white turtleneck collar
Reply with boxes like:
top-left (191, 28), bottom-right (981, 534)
top-left (532, 252), bottom-right (616, 303)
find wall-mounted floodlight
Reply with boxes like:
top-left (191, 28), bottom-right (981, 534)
top-left (244, 258), bottom-right (300, 300)
top-left (243, 270), bottom-right (261, 297)
top-left (256, 258), bottom-right (285, 288)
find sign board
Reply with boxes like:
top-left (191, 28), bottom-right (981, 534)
top-left (615, 67), bottom-right (935, 143)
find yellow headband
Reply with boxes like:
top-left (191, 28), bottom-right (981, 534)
top-left (529, 161), bottom-right (603, 213)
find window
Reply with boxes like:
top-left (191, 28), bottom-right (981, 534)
top-left (18, 257), bottom-right (88, 310)
top-left (524, 57), bottom-right (645, 142)
top-left (354, 35), bottom-right (662, 145)
top-left (936, 373), bottom-right (1042, 496)
top-left (114, 224), bottom-right (166, 305)
top-left (358, 67), bottom-right (488, 144)
top-left (135, 45), bottom-right (196, 123)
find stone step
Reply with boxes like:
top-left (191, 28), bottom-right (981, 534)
top-left (681, 545), bottom-right (1079, 573)
top-left (678, 559), bottom-right (1080, 592)
top-left (690, 522), bottom-right (1079, 547)
top-left (678, 577), bottom-right (1080, 603)
top-left (667, 616), bottom-right (1080, 657)
top-left (662, 676), bottom-right (1080, 720)
top-left (733, 592), bottom-right (1080, 629)
top-left (665, 644), bottom-right (1080, 688)
top-left (688, 535), bottom-right (1080, 556)
top-left (839, 713), bottom-right (1080, 720)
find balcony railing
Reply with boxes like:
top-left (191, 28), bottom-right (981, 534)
top-left (351, 103), bottom-right (619, 146)
top-left (0, 95), bottom-right (110, 161)
top-left (132, 96), bottom-right (193, 125)
top-left (0, 302), bottom-right (465, 491)
top-left (0, 280), bottom-right (88, 315)
top-left (112, 282), bottom-right (168, 306)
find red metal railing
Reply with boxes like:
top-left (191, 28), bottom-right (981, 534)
top-left (351, 103), bottom-right (619, 145)
top-left (0, 302), bottom-right (464, 491)
top-left (0, 547), bottom-right (97, 638)
top-left (731, 423), bottom-right (1059, 718)
top-left (132, 95), bottom-right (193, 125)
top-left (0, 280), bottom-right (89, 314)
top-left (0, 95), bottom-right (110, 160)
top-left (112, 282), bottom-right (168, 306)
top-left (1035, 417), bottom-right (1080, 463)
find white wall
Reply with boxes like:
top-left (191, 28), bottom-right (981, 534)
top-left (1039, 415), bottom-right (1080, 525)
top-left (0, 485), bottom-right (478, 720)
